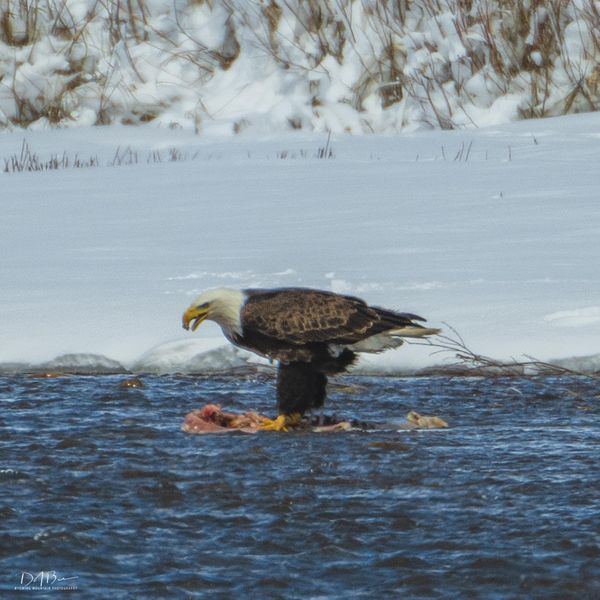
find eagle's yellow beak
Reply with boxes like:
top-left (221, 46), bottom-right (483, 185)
top-left (182, 305), bottom-right (209, 331)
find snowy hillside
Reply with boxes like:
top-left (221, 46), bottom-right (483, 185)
top-left (1, 112), bottom-right (599, 373)
top-left (1, 0), bottom-right (599, 133)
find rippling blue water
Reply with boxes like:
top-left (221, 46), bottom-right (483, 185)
top-left (1, 374), bottom-right (600, 599)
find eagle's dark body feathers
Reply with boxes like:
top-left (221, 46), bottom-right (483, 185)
top-left (235, 288), bottom-right (433, 416)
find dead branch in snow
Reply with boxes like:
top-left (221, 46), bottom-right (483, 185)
top-left (408, 323), bottom-right (600, 383)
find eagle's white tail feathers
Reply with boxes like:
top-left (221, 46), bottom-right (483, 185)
top-left (345, 326), bottom-right (440, 354)
top-left (388, 326), bottom-right (441, 338)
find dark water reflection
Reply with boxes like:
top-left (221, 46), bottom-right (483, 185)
top-left (1, 375), bottom-right (600, 598)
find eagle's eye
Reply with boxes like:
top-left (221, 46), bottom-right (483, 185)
top-left (198, 302), bottom-right (210, 309)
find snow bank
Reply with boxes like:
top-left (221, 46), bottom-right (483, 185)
top-left (132, 340), bottom-right (268, 375)
top-left (1, 0), bottom-right (599, 133)
top-left (550, 354), bottom-right (600, 374)
top-left (38, 353), bottom-right (126, 374)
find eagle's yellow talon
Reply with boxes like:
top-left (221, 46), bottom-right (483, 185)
top-left (260, 415), bottom-right (288, 431)
top-left (260, 413), bottom-right (302, 432)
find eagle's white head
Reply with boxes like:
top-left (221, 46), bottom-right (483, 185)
top-left (182, 288), bottom-right (245, 337)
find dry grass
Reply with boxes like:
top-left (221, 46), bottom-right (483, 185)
top-left (1, 140), bottom-right (202, 173)
top-left (275, 132), bottom-right (335, 160)
top-left (2, 139), bottom-right (99, 172)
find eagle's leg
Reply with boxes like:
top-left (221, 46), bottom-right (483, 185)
top-left (260, 363), bottom-right (326, 432)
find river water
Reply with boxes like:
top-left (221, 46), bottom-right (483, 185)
top-left (1, 374), bottom-right (599, 598)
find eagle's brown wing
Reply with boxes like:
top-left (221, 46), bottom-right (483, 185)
top-left (241, 288), bottom-right (381, 345)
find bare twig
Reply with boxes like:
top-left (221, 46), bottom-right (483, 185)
top-left (407, 323), bottom-right (600, 383)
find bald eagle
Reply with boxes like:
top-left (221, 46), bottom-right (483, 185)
top-left (182, 287), bottom-right (439, 431)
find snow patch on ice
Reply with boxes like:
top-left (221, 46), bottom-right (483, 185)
top-left (330, 279), bottom-right (352, 294)
top-left (543, 307), bottom-right (600, 328)
top-left (132, 339), bottom-right (268, 374)
top-left (184, 346), bottom-right (270, 375)
top-left (550, 353), bottom-right (600, 373)
top-left (168, 271), bottom-right (257, 282)
top-left (39, 354), bottom-right (126, 374)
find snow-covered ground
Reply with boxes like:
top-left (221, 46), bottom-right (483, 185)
top-left (1, 112), bottom-right (599, 373)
